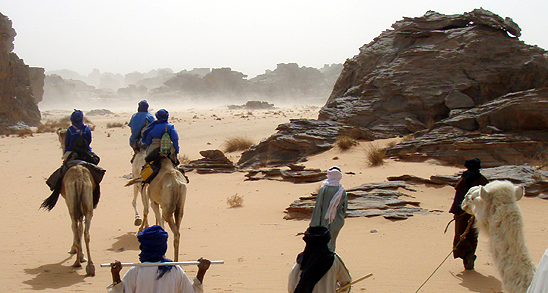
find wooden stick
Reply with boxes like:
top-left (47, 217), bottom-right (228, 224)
top-left (336, 273), bottom-right (373, 292)
top-left (100, 260), bottom-right (224, 268)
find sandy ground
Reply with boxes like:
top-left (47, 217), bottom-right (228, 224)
top-left (1, 105), bottom-right (548, 293)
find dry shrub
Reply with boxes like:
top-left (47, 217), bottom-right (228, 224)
top-left (178, 153), bottom-right (191, 165)
top-left (336, 136), bottom-right (359, 151)
top-left (365, 143), bottom-right (386, 166)
top-left (17, 128), bottom-right (33, 137)
top-left (227, 193), bottom-right (244, 208)
top-left (106, 122), bottom-right (124, 128)
top-left (223, 136), bottom-right (254, 153)
top-left (36, 119), bottom-right (71, 133)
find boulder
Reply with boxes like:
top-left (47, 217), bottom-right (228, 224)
top-left (0, 13), bottom-right (42, 132)
top-left (184, 150), bottom-right (236, 173)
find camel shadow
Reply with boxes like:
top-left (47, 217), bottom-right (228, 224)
top-left (453, 270), bottom-right (503, 293)
top-left (23, 255), bottom-right (88, 290)
top-left (107, 231), bottom-right (140, 252)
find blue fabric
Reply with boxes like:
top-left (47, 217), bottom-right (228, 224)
top-left (70, 110), bottom-right (84, 129)
top-left (64, 124), bottom-right (92, 153)
top-left (138, 225), bottom-right (173, 278)
top-left (138, 100), bottom-right (149, 112)
top-left (128, 112), bottom-right (155, 146)
top-left (141, 110), bottom-right (179, 153)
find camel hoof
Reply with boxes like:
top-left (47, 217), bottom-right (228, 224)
top-left (68, 249), bottom-right (77, 255)
top-left (86, 263), bottom-right (96, 276)
top-left (134, 217), bottom-right (142, 226)
top-left (72, 262), bottom-right (82, 268)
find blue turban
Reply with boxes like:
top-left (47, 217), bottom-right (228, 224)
top-left (138, 225), bottom-right (173, 278)
top-left (70, 110), bottom-right (84, 129)
top-left (138, 100), bottom-right (149, 112)
top-left (155, 109), bottom-right (169, 122)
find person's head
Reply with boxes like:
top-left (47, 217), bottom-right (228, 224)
top-left (138, 225), bottom-right (169, 263)
top-left (155, 109), bottom-right (169, 122)
top-left (464, 158), bottom-right (481, 171)
top-left (302, 226), bottom-right (331, 248)
top-left (326, 166), bottom-right (343, 181)
top-left (138, 100), bottom-right (149, 112)
top-left (70, 109), bottom-right (84, 129)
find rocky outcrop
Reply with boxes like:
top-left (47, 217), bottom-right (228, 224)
top-left (388, 164), bottom-right (548, 197)
top-left (237, 119), bottom-right (377, 168)
top-left (318, 8), bottom-right (548, 137)
top-left (244, 164), bottom-right (326, 183)
top-left (386, 88), bottom-right (548, 167)
top-left (184, 150), bottom-right (236, 173)
top-left (284, 181), bottom-right (425, 220)
top-left (0, 13), bottom-right (42, 132)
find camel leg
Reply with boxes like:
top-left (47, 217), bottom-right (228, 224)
top-left (82, 182), bottom-right (95, 276)
top-left (83, 213), bottom-right (95, 276)
top-left (152, 200), bottom-right (163, 228)
top-left (138, 186), bottom-right (150, 233)
top-left (132, 185), bottom-right (142, 226)
top-left (70, 218), bottom-right (84, 267)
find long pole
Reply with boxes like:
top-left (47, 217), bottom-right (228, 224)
top-left (336, 273), bottom-right (373, 292)
top-left (100, 260), bottom-right (224, 268)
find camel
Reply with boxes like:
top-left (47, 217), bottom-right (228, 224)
top-left (462, 180), bottom-right (536, 293)
top-left (40, 129), bottom-right (97, 276)
top-left (131, 149), bottom-right (148, 226)
top-left (126, 157), bottom-right (187, 261)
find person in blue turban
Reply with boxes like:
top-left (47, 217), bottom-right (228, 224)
top-left (108, 225), bottom-right (211, 293)
top-left (128, 100), bottom-right (155, 156)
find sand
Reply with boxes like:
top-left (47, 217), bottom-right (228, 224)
top-left (1, 106), bottom-right (547, 293)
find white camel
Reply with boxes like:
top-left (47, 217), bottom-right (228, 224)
top-left (40, 129), bottom-right (96, 276)
top-left (127, 157), bottom-right (187, 261)
top-left (462, 180), bottom-right (536, 293)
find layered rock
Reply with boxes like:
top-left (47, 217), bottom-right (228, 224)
top-left (0, 13), bottom-right (42, 131)
top-left (386, 88), bottom-right (548, 167)
top-left (184, 150), bottom-right (236, 173)
top-left (318, 8), bottom-right (548, 137)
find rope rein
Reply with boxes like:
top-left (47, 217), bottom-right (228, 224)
top-left (413, 215), bottom-right (475, 293)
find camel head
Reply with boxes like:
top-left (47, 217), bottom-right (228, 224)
top-left (56, 128), bottom-right (67, 153)
top-left (462, 180), bottom-right (525, 232)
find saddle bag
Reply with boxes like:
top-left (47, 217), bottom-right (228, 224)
top-left (159, 124), bottom-right (172, 157)
top-left (140, 162), bottom-right (155, 182)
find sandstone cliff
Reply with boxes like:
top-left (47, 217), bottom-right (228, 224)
top-left (0, 13), bottom-right (42, 132)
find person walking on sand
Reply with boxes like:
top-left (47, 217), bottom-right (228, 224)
top-left (108, 225), bottom-right (211, 293)
top-left (310, 166), bottom-right (348, 251)
top-left (288, 226), bottom-right (352, 293)
top-left (449, 158), bottom-right (488, 270)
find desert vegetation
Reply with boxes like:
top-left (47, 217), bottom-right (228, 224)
top-left (365, 142), bottom-right (386, 166)
top-left (227, 193), bottom-right (244, 208)
top-left (335, 135), bottom-right (359, 151)
top-left (223, 136), bottom-right (254, 153)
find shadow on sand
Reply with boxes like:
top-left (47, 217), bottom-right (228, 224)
top-left (23, 255), bottom-right (88, 290)
top-left (453, 269), bottom-right (503, 293)
top-left (107, 231), bottom-right (140, 253)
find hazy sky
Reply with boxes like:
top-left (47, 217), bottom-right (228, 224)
top-left (3, 0), bottom-right (547, 78)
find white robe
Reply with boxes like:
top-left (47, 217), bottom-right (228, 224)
top-left (288, 254), bottom-right (352, 293)
top-left (107, 265), bottom-right (203, 293)
top-left (527, 247), bottom-right (548, 293)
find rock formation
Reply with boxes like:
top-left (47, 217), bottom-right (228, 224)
top-left (0, 13), bottom-right (42, 132)
top-left (238, 8), bottom-right (548, 169)
top-left (184, 150), bottom-right (237, 174)
top-left (318, 8), bottom-right (548, 137)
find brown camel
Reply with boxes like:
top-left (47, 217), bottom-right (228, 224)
top-left (126, 157), bottom-right (187, 261)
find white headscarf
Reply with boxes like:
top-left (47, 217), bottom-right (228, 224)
top-left (321, 167), bottom-right (345, 224)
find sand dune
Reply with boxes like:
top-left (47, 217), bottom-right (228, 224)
top-left (1, 107), bottom-right (547, 292)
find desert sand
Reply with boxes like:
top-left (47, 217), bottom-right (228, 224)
top-left (1, 105), bottom-right (547, 293)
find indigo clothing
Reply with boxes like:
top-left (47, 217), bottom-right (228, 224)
top-left (71, 110), bottom-right (85, 129)
top-left (142, 122), bottom-right (179, 153)
top-left (138, 100), bottom-right (149, 112)
top-left (128, 112), bottom-right (155, 147)
top-left (64, 124), bottom-right (92, 153)
top-left (138, 225), bottom-right (173, 278)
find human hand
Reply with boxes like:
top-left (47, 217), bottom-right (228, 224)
top-left (110, 260), bottom-right (122, 282)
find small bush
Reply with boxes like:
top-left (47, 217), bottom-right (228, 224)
top-left (36, 119), bottom-right (71, 133)
top-left (106, 122), bottom-right (124, 128)
top-left (178, 153), bottom-right (191, 165)
top-left (336, 136), bottom-right (359, 151)
top-left (365, 143), bottom-right (386, 166)
top-left (17, 128), bottom-right (34, 137)
top-left (227, 194), bottom-right (244, 208)
top-left (223, 136), bottom-right (254, 153)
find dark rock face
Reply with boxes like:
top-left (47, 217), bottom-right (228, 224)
top-left (244, 165), bottom-right (327, 183)
top-left (318, 9), bottom-right (548, 137)
top-left (0, 13), bottom-right (42, 131)
top-left (284, 181), bottom-right (425, 220)
top-left (386, 88), bottom-right (548, 167)
top-left (184, 150), bottom-right (236, 174)
top-left (237, 119), bottom-right (377, 168)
